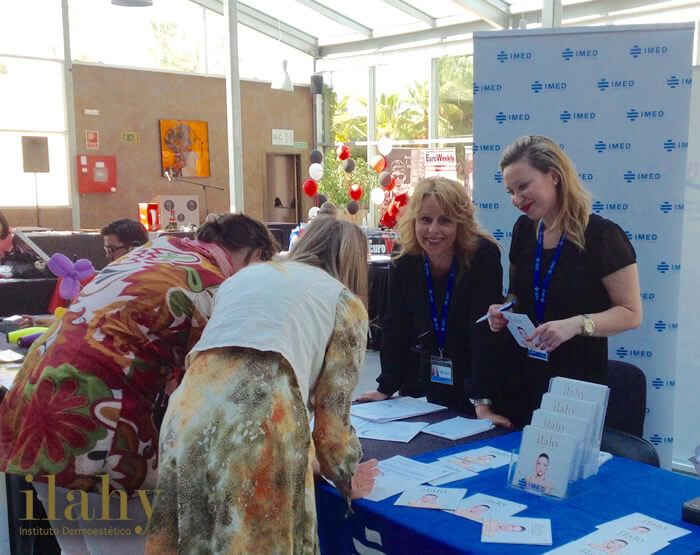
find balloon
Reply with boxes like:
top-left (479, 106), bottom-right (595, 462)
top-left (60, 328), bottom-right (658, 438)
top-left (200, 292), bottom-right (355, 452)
top-left (342, 158), bottom-right (355, 173)
top-left (309, 163), bottom-right (324, 180)
top-left (347, 200), bottom-right (359, 215)
top-left (385, 175), bottom-right (396, 191)
top-left (47, 252), bottom-right (96, 301)
top-left (302, 178), bottom-right (318, 197)
top-left (370, 187), bottom-right (385, 205)
top-left (378, 171), bottom-right (392, 187)
top-left (370, 155), bottom-right (386, 172)
top-left (309, 149), bottom-right (323, 164)
top-left (378, 137), bottom-right (393, 156)
top-left (349, 184), bottom-right (363, 201)
top-left (337, 144), bottom-right (351, 160)
top-left (317, 193), bottom-right (328, 205)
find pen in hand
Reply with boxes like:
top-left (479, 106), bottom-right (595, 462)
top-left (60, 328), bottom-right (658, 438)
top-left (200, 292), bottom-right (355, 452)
top-left (475, 300), bottom-right (515, 324)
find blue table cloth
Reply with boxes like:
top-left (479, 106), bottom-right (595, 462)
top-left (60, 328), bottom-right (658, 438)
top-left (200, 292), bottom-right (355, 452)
top-left (316, 431), bottom-right (700, 554)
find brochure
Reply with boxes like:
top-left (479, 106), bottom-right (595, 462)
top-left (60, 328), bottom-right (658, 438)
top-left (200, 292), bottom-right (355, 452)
top-left (421, 416), bottom-right (494, 440)
top-left (596, 513), bottom-right (691, 543)
top-left (481, 517), bottom-right (552, 545)
top-left (445, 446), bottom-right (513, 469)
top-left (350, 415), bottom-right (427, 443)
top-left (546, 530), bottom-right (670, 554)
top-left (451, 493), bottom-right (527, 523)
top-left (351, 396), bottom-right (447, 423)
top-left (364, 455), bottom-right (450, 502)
top-left (549, 376), bottom-right (610, 444)
top-left (394, 485), bottom-right (467, 510)
top-left (530, 409), bottom-right (589, 479)
top-left (511, 425), bottom-right (578, 499)
top-left (426, 460), bottom-right (478, 486)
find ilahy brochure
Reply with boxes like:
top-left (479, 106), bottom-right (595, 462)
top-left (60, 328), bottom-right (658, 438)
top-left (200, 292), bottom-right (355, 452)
top-left (502, 311), bottom-right (549, 361)
top-left (395, 485), bottom-right (467, 511)
top-left (450, 493), bottom-right (527, 523)
top-left (530, 409), bottom-right (589, 480)
top-left (481, 517), bottom-right (553, 546)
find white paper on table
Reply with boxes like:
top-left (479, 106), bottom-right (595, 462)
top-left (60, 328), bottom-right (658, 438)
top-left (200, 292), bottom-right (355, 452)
top-left (426, 460), bottom-right (478, 486)
top-left (442, 446), bottom-right (513, 469)
top-left (598, 451), bottom-right (613, 466)
top-left (0, 366), bottom-right (21, 389)
top-left (481, 517), bottom-right (552, 545)
top-left (421, 417), bottom-right (494, 441)
top-left (351, 416), bottom-right (428, 443)
top-left (449, 493), bottom-right (527, 523)
top-left (351, 396), bottom-right (447, 423)
top-left (595, 512), bottom-right (691, 543)
top-left (546, 529), bottom-right (670, 554)
top-left (364, 455), bottom-right (450, 502)
top-left (0, 349), bottom-right (23, 363)
top-left (394, 485), bottom-right (467, 511)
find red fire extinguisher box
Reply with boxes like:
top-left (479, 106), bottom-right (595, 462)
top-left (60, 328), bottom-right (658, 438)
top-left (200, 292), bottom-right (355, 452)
top-left (77, 155), bottom-right (117, 193)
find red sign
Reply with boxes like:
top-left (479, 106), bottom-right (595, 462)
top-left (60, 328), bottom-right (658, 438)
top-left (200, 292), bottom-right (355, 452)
top-left (86, 130), bottom-right (99, 150)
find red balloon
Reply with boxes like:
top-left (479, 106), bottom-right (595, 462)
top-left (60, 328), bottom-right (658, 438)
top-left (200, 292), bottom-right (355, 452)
top-left (371, 155), bottom-right (386, 172)
top-left (337, 144), bottom-right (351, 161)
top-left (302, 178), bottom-right (318, 197)
top-left (349, 184), bottom-right (363, 201)
top-left (385, 175), bottom-right (396, 191)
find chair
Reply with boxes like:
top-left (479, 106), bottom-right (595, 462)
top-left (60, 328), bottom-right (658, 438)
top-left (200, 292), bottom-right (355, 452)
top-left (605, 360), bottom-right (646, 437)
top-left (601, 428), bottom-right (660, 467)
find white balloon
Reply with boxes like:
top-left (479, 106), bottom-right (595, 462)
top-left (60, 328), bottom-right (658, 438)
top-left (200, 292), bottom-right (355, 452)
top-left (309, 163), bottom-right (324, 180)
top-left (370, 187), bottom-right (385, 205)
top-left (378, 137), bottom-right (393, 156)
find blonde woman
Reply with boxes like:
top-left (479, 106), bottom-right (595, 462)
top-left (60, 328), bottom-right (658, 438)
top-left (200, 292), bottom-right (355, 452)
top-left (489, 135), bottom-right (642, 427)
top-left (146, 217), bottom-right (378, 554)
top-left (357, 176), bottom-right (511, 427)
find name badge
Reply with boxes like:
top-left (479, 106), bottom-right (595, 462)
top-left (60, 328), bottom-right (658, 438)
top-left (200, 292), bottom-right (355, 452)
top-left (527, 348), bottom-right (549, 362)
top-left (430, 356), bottom-right (454, 385)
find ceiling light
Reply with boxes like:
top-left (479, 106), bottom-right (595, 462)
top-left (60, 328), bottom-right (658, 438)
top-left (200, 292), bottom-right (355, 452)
top-left (271, 60), bottom-right (294, 92)
top-left (111, 0), bottom-right (153, 6)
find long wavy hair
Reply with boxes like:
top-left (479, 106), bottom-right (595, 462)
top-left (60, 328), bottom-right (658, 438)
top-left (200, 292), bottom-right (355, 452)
top-left (288, 216), bottom-right (368, 306)
top-left (395, 176), bottom-right (496, 267)
top-left (500, 135), bottom-right (591, 251)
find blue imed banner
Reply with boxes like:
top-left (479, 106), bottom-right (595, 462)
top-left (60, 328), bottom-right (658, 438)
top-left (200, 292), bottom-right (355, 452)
top-left (472, 24), bottom-right (693, 467)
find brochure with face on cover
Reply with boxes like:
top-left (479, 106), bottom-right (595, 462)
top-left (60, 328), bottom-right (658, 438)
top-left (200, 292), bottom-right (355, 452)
top-left (450, 493), bottom-right (527, 522)
top-left (426, 460), bottom-right (478, 486)
top-left (596, 513), bottom-right (691, 543)
top-left (512, 425), bottom-right (578, 499)
top-left (502, 312), bottom-right (549, 360)
top-left (545, 530), bottom-right (670, 554)
top-left (394, 485), bottom-right (467, 510)
top-left (549, 376), bottom-right (610, 445)
top-left (440, 446), bottom-right (513, 470)
top-left (530, 409), bottom-right (589, 480)
top-left (481, 517), bottom-right (553, 545)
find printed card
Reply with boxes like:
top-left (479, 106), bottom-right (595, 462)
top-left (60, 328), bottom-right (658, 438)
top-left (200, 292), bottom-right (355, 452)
top-left (441, 446), bottom-right (513, 469)
top-left (512, 425), bottom-right (578, 498)
top-left (426, 460), bottom-right (478, 486)
top-left (546, 529), bottom-right (670, 554)
top-left (450, 493), bottom-right (527, 523)
top-left (549, 376), bottom-right (610, 443)
top-left (503, 312), bottom-right (548, 359)
top-left (530, 409), bottom-right (589, 479)
top-left (481, 517), bottom-right (552, 545)
top-left (596, 513), bottom-right (691, 543)
top-left (394, 485), bottom-right (467, 510)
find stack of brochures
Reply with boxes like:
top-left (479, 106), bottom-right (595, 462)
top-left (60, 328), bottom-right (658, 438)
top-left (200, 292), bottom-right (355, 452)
top-left (350, 396), bottom-right (446, 423)
top-left (510, 377), bottom-right (610, 498)
top-left (545, 512), bottom-right (691, 554)
top-left (420, 416), bottom-right (494, 440)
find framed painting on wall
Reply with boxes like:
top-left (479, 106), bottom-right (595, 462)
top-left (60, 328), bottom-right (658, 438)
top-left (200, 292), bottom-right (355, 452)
top-left (159, 119), bottom-right (210, 177)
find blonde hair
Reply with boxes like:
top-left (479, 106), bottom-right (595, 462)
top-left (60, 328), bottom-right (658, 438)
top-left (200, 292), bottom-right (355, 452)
top-left (288, 216), bottom-right (368, 306)
top-left (395, 176), bottom-right (496, 266)
top-left (500, 135), bottom-right (591, 251)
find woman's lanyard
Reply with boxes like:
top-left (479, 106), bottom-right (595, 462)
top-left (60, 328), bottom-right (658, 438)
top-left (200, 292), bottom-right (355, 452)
top-left (424, 256), bottom-right (457, 358)
top-left (533, 221), bottom-right (566, 325)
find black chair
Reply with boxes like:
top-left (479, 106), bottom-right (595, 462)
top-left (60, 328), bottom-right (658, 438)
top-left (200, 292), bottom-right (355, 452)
top-left (601, 428), bottom-right (660, 467)
top-left (605, 360), bottom-right (646, 437)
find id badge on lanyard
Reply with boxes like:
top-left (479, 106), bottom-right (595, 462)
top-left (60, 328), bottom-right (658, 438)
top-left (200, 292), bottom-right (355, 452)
top-left (424, 256), bottom-right (457, 383)
top-left (430, 355), bottom-right (454, 385)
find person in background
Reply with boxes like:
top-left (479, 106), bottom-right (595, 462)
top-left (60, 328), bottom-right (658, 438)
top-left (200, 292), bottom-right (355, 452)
top-left (319, 200), bottom-right (338, 216)
top-left (17, 217), bottom-right (150, 328)
top-left (489, 135), bottom-right (642, 428)
top-left (0, 214), bottom-right (277, 554)
top-left (0, 210), bottom-right (12, 261)
top-left (146, 216), bottom-right (378, 553)
top-left (356, 176), bottom-right (511, 427)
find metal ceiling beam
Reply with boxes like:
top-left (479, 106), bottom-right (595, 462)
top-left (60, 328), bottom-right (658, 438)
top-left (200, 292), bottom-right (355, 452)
top-left (450, 0), bottom-right (510, 29)
top-left (380, 0), bottom-right (437, 27)
top-left (319, 19), bottom-right (492, 57)
top-left (190, 0), bottom-right (319, 57)
top-left (293, 0), bottom-right (373, 37)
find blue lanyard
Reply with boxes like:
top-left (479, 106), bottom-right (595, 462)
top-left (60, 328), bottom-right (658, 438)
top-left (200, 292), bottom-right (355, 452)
top-left (533, 221), bottom-right (566, 324)
top-left (424, 256), bottom-right (457, 356)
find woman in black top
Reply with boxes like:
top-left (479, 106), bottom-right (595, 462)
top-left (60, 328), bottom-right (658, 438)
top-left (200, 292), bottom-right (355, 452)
top-left (357, 176), bottom-right (511, 427)
top-left (488, 135), bottom-right (642, 428)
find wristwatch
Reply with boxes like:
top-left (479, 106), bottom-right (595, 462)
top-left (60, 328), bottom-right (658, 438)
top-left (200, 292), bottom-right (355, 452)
top-left (582, 314), bottom-right (595, 337)
top-left (469, 398), bottom-right (492, 407)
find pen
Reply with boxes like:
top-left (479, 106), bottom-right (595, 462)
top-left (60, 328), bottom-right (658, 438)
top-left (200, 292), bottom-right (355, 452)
top-left (475, 300), bottom-right (515, 323)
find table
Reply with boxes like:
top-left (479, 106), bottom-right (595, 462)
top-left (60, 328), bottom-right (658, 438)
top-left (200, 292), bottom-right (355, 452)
top-left (316, 431), bottom-right (700, 554)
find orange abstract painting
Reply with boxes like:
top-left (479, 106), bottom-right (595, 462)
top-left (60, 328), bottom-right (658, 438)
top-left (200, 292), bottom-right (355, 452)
top-left (159, 119), bottom-right (210, 177)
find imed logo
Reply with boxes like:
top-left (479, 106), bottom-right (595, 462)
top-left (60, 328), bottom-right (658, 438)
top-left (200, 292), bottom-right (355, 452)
top-left (531, 81), bottom-right (543, 93)
top-left (597, 78), bottom-right (609, 90)
top-left (629, 45), bottom-right (642, 58)
top-left (594, 141), bottom-right (606, 153)
top-left (497, 51), bottom-right (508, 63)
top-left (562, 48), bottom-right (574, 61)
top-left (666, 75), bottom-right (691, 88)
top-left (494, 171), bottom-right (503, 184)
top-left (662, 139), bottom-right (687, 152)
top-left (592, 201), bottom-right (604, 213)
top-left (493, 229), bottom-right (504, 241)
top-left (597, 78), bottom-right (635, 91)
top-left (659, 201), bottom-right (683, 214)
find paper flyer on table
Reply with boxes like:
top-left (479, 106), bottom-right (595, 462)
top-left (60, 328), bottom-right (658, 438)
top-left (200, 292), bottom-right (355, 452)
top-left (426, 460), bottom-right (478, 486)
top-left (481, 517), bottom-right (552, 545)
top-left (450, 493), bottom-right (527, 523)
top-left (364, 455), bottom-right (450, 502)
top-left (421, 417), bottom-right (494, 441)
top-left (545, 530), bottom-right (670, 554)
top-left (350, 415), bottom-right (427, 443)
top-left (394, 485), bottom-right (467, 510)
top-left (351, 396), bottom-right (447, 423)
top-left (441, 446), bottom-right (513, 469)
top-left (0, 349), bottom-right (24, 363)
top-left (596, 513), bottom-right (691, 542)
